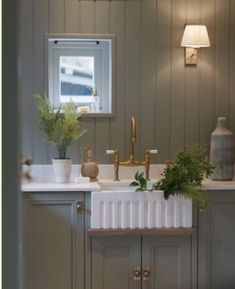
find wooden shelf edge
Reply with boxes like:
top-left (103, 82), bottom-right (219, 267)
top-left (88, 228), bottom-right (196, 237)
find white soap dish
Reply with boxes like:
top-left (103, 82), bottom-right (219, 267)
top-left (74, 177), bottom-right (90, 183)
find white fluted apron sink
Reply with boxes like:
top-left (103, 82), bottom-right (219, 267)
top-left (91, 182), bottom-right (192, 229)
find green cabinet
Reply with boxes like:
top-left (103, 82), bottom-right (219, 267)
top-left (142, 236), bottom-right (192, 289)
top-left (92, 237), bottom-right (141, 289)
top-left (91, 235), bottom-right (193, 289)
top-left (22, 189), bottom-right (235, 289)
top-left (198, 190), bottom-right (235, 289)
top-left (22, 192), bottom-right (196, 289)
top-left (23, 192), bottom-right (85, 289)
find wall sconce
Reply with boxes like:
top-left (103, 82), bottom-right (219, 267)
top-left (181, 25), bottom-right (210, 65)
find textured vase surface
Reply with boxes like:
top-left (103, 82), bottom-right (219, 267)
top-left (210, 117), bottom-right (234, 181)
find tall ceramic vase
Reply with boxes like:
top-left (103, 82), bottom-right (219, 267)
top-left (210, 117), bottom-right (234, 181)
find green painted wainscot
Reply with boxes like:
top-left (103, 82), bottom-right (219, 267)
top-left (21, 188), bottom-right (235, 289)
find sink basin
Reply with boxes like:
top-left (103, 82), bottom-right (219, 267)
top-left (98, 180), bottom-right (155, 191)
top-left (91, 181), bottom-right (192, 229)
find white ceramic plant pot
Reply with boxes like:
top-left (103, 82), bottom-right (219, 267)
top-left (52, 159), bottom-right (72, 183)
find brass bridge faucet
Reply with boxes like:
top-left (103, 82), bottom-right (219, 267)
top-left (106, 116), bottom-right (157, 181)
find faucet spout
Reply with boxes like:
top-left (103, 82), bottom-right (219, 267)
top-left (131, 116), bottom-right (136, 158)
top-left (106, 116), bottom-right (157, 181)
top-left (131, 116), bottom-right (136, 143)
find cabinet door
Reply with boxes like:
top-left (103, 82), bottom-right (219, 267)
top-left (23, 193), bottom-right (84, 289)
top-left (142, 236), bottom-right (192, 289)
top-left (92, 237), bottom-right (141, 289)
top-left (198, 190), bottom-right (235, 289)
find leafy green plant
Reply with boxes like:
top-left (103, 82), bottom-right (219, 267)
top-left (154, 145), bottom-right (215, 209)
top-left (35, 94), bottom-right (86, 159)
top-left (130, 145), bottom-right (216, 209)
top-left (130, 171), bottom-right (148, 191)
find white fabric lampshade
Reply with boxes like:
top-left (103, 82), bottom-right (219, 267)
top-left (181, 25), bottom-right (210, 48)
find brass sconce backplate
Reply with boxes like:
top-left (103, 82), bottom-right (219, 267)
top-left (185, 47), bottom-right (198, 65)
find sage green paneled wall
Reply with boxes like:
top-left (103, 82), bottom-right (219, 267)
top-left (19, 0), bottom-right (235, 164)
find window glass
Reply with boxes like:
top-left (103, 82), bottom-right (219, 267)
top-left (60, 56), bottom-right (94, 103)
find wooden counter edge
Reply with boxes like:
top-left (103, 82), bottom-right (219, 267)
top-left (88, 227), bottom-right (196, 237)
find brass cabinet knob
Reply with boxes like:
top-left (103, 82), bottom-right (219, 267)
top-left (143, 268), bottom-right (151, 280)
top-left (76, 201), bottom-right (84, 213)
top-left (133, 268), bottom-right (141, 281)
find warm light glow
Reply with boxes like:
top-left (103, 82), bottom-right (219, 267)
top-left (181, 25), bottom-right (210, 48)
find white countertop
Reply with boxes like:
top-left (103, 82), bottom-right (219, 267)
top-left (22, 181), bottom-right (101, 192)
top-left (21, 178), bottom-right (235, 192)
top-left (21, 164), bottom-right (235, 192)
top-left (202, 178), bottom-right (235, 190)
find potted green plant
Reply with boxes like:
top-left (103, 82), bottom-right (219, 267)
top-left (130, 144), bottom-right (215, 210)
top-left (35, 95), bottom-right (86, 183)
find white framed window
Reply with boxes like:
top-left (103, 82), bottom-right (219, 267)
top-left (45, 34), bottom-right (115, 116)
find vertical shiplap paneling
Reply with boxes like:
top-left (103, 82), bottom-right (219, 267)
top-left (33, 0), bottom-right (49, 163)
top-left (155, 0), bottom-right (171, 163)
top-left (110, 1), bottom-right (126, 160)
top-left (49, 0), bottom-right (65, 33)
top-left (125, 0), bottom-right (141, 160)
top-left (94, 1), bottom-right (111, 164)
top-left (80, 1), bottom-right (95, 33)
top-left (19, 0), bottom-right (34, 159)
top-left (200, 0), bottom-right (216, 145)
top-left (64, 0), bottom-right (82, 162)
top-left (140, 0), bottom-right (156, 161)
top-left (79, 1), bottom-right (96, 160)
top-left (48, 0), bottom-right (66, 160)
top-left (170, 0), bottom-right (186, 159)
top-left (19, 0), bottom-right (235, 164)
top-left (65, 0), bottom-right (80, 33)
top-left (215, 0), bottom-right (230, 119)
top-left (185, 0), bottom-right (200, 145)
top-left (230, 0), bottom-right (235, 133)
